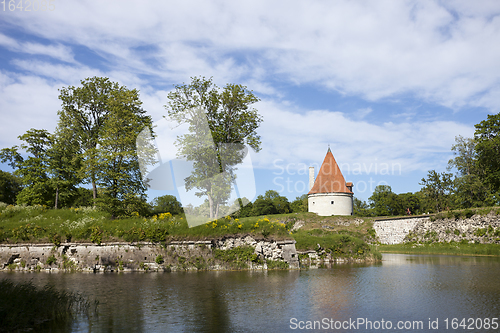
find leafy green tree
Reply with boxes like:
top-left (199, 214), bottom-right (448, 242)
top-left (48, 125), bottom-right (82, 208)
top-left (474, 114), bottom-right (500, 195)
top-left (419, 170), bottom-right (454, 212)
top-left (150, 194), bottom-right (183, 215)
top-left (368, 185), bottom-right (400, 216)
top-left (290, 194), bottom-right (308, 213)
top-left (58, 77), bottom-right (154, 215)
top-left (232, 197), bottom-right (253, 218)
top-left (93, 86), bottom-right (153, 216)
top-left (264, 190), bottom-right (291, 214)
top-left (0, 129), bottom-right (55, 206)
top-left (0, 170), bottom-right (22, 204)
top-left (251, 195), bottom-right (277, 216)
top-left (165, 76), bottom-right (262, 219)
top-left (397, 192), bottom-right (421, 215)
top-left (447, 135), bottom-right (495, 208)
top-left (58, 77), bottom-right (120, 201)
top-left (70, 187), bottom-right (94, 207)
top-left (353, 197), bottom-right (373, 217)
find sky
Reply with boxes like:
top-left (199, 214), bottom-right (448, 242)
top-left (1, 0), bottom-right (499, 205)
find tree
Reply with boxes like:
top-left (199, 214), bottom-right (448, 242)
top-left (475, 113), bottom-right (500, 194)
top-left (0, 171), bottom-right (22, 204)
top-left (48, 125), bottom-right (82, 209)
top-left (165, 77), bottom-right (262, 219)
top-left (291, 194), bottom-right (308, 213)
top-left (368, 185), bottom-right (400, 216)
top-left (150, 195), bottom-right (183, 215)
top-left (93, 86), bottom-right (153, 216)
top-left (397, 192), bottom-right (421, 215)
top-left (264, 190), bottom-right (291, 214)
top-left (447, 135), bottom-right (495, 208)
top-left (0, 129), bottom-right (55, 206)
top-left (353, 197), bottom-right (372, 217)
top-left (252, 195), bottom-right (277, 216)
top-left (58, 77), bottom-right (119, 201)
top-left (419, 170), bottom-right (454, 212)
top-left (58, 77), bottom-right (154, 215)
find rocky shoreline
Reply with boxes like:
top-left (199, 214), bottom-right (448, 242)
top-left (0, 235), bottom-right (378, 273)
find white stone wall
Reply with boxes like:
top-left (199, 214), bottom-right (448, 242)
top-left (308, 192), bottom-right (353, 216)
top-left (373, 217), bottom-right (429, 244)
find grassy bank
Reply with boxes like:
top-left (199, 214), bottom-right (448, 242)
top-left (0, 203), bottom-right (382, 263)
top-left (293, 229), bottom-right (382, 260)
top-left (0, 203), bottom-right (377, 244)
top-left (377, 242), bottom-right (500, 256)
top-left (0, 279), bottom-right (95, 332)
top-left (0, 203), bottom-right (294, 244)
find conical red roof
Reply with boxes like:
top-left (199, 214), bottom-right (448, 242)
top-left (308, 148), bottom-right (352, 194)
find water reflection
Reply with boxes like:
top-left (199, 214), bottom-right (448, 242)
top-left (1, 254), bottom-right (500, 332)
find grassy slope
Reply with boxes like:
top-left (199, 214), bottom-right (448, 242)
top-left (0, 203), bottom-right (381, 260)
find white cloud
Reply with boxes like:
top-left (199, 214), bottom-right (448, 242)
top-left (0, 33), bottom-right (74, 63)
top-left (252, 99), bottom-right (474, 175)
top-left (2, 1), bottom-right (499, 112)
top-left (0, 73), bottom-right (61, 148)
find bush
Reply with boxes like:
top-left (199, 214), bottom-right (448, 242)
top-left (0, 279), bottom-right (94, 331)
top-left (46, 255), bottom-right (57, 266)
top-left (155, 255), bottom-right (164, 265)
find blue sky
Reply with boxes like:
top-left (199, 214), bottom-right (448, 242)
top-left (1, 0), bottom-right (499, 204)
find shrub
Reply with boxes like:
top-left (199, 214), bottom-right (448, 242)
top-left (46, 255), bottom-right (57, 266)
top-left (464, 209), bottom-right (474, 219)
top-left (155, 255), bottom-right (164, 265)
top-left (474, 228), bottom-right (487, 237)
top-left (90, 225), bottom-right (103, 245)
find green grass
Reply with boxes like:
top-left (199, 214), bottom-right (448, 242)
top-left (0, 279), bottom-right (95, 331)
top-left (377, 242), bottom-right (500, 256)
top-left (292, 228), bottom-right (380, 259)
top-left (0, 203), bottom-right (292, 244)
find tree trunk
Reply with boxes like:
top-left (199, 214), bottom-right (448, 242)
top-left (208, 193), bottom-right (214, 219)
top-left (54, 187), bottom-right (59, 209)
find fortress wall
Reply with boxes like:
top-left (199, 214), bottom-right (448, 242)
top-left (373, 212), bottom-right (500, 245)
top-left (0, 236), bottom-right (299, 272)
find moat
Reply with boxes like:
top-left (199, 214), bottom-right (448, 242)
top-left (2, 253), bottom-right (500, 332)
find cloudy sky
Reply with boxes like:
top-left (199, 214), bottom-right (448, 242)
top-left (1, 0), bottom-right (499, 203)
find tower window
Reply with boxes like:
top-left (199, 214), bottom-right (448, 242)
top-left (331, 201), bottom-right (334, 204)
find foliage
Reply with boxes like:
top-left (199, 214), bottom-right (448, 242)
top-left (292, 229), bottom-right (371, 258)
top-left (165, 76), bottom-right (262, 219)
top-left (475, 113), bottom-right (500, 193)
top-left (0, 279), bottom-right (94, 332)
top-left (368, 185), bottom-right (400, 216)
top-left (0, 129), bottom-right (55, 206)
top-left (213, 246), bottom-right (260, 268)
top-left (447, 135), bottom-right (496, 208)
top-left (353, 197), bottom-right (373, 217)
top-left (419, 170), bottom-right (454, 212)
top-left (155, 254), bottom-right (164, 264)
top-left (150, 194), bottom-right (183, 215)
top-left (266, 260), bottom-right (289, 269)
top-left (46, 255), bottom-right (57, 265)
top-left (0, 170), bottom-right (22, 205)
top-left (58, 76), bottom-right (155, 214)
top-left (290, 194), bottom-right (308, 213)
top-left (377, 242), bottom-right (500, 256)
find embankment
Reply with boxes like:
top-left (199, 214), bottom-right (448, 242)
top-left (0, 236), bottom-right (299, 272)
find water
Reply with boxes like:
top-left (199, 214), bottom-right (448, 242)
top-left (2, 254), bottom-right (500, 332)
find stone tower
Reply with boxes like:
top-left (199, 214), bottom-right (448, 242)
top-left (308, 147), bottom-right (353, 216)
